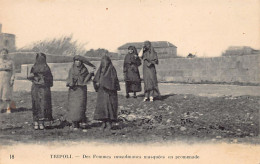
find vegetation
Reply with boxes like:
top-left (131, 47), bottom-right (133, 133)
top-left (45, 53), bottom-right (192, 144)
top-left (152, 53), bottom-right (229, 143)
top-left (18, 35), bottom-right (86, 56)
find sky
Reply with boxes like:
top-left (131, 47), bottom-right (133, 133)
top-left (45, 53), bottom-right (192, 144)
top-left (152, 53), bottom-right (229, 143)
top-left (0, 0), bottom-right (259, 57)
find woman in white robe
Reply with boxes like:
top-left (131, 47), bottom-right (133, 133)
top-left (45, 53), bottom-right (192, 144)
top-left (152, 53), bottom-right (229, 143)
top-left (0, 49), bottom-right (15, 113)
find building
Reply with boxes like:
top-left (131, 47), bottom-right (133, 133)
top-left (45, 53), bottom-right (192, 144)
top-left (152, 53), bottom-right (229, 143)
top-left (117, 41), bottom-right (177, 58)
top-left (0, 24), bottom-right (16, 52)
top-left (222, 46), bottom-right (260, 56)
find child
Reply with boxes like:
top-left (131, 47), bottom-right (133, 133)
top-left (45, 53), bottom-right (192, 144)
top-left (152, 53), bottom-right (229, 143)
top-left (93, 55), bottom-right (120, 131)
top-left (27, 53), bottom-right (53, 130)
top-left (66, 55), bottom-right (96, 130)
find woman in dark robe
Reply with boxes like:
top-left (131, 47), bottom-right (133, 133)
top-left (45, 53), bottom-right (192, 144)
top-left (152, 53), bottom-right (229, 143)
top-left (93, 55), bottom-right (120, 130)
top-left (66, 55), bottom-right (96, 130)
top-left (27, 53), bottom-right (53, 130)
top-left (139, 41), bottom-right (160, 102)
top-left (123, 46), bottom-right (142, 98)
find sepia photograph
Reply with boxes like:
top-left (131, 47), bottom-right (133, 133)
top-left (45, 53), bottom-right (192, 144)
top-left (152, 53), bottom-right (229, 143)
top-left (0, 0), bottom-right (259, 163)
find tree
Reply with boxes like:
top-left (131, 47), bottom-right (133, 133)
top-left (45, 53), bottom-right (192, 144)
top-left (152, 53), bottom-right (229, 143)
top-left (18, 35), bottom-right (86, 56)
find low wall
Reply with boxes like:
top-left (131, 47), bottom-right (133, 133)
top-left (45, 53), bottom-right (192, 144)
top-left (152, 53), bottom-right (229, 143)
top-left (19, 54), bottom-right (260, 84)
top-left (156, 54), bottom-right (260, 84)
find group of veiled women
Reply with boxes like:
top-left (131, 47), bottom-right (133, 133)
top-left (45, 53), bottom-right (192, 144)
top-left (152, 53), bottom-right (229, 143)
top-left (0, 41), bottom-right (160, 131)
top-left (124, 41), bottom-right (160, 101)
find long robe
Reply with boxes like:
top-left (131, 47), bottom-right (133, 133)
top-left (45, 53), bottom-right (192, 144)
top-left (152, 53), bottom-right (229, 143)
top-left (29, 53), bottom-right (53, 121)
top-left (0, 56), bottom-right (15, 110)
top-left (31, 85), bottom-right (52, 121)
top-left (142, 42), bottom-right (160, 97)
top-left (67, 85), bottom-right (87, 122)
top-left (123, 47), bottom-right (142, 93)
top-left (0, 58), bottom-right (15, 101)
top-left (93, 56), bottom-right (120, 121)
top-left (66, 55), bottom-right (95, 122)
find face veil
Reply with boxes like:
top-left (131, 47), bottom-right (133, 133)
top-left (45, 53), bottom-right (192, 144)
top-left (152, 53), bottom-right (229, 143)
top-left (93, 55), bottom-right (120, 91)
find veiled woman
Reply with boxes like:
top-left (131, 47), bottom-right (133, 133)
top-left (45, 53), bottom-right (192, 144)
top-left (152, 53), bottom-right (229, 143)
top-left (138, 41), bottom-right (160, 102)
top-left (66, 55), bottom-right (96, 130)
top-left (27, 53), bottom-right (53, 130)
top-left (93, 55), bottom-right (120, 130)
top-left (123, 46), bottom-right (142, 98)
top-left (0, 49), bottom-right (15, 113)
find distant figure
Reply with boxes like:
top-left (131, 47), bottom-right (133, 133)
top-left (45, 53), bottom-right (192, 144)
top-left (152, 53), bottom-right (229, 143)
top-left (93, 55), bottom-right (120, 131)
top-left (138, 41), bottom-right (160, 102)
top-left (123, 46), bottom-right (142, 98)
top-left (66, 55), bottom-right (96, 130)
top-left (187, 53), bottom-right (196, 58)
top-left (0, 48), bottom-right (15, 113)
top-left (27, 53), bottom-right (53, 130)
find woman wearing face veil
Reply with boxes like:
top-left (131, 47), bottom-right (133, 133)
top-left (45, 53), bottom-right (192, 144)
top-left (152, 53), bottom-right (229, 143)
top-left (66, 55), bottom-right (96, 130)
top-left (27, 53), bottom-right (53, 130)
top-left (123, 46), bottom-right (142, 98)
top-left (139, 41), bottom-right (160, 102)
top-left (93, 55), bottom-right (120, 131)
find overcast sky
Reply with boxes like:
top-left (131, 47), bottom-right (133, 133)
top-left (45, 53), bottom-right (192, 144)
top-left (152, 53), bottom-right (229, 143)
top-left (0, 0), bottom-right (259, 57)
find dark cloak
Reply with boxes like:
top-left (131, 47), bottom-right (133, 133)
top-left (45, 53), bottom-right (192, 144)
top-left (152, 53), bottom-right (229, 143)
top-left (93, 56), bottom-right (120, 121)
top-left (66, 55), bottom-right (95, 122)
top-left (29, 53), bottom-right (53, 121)
top-left (123, 46), bottom-right (142, 93)
top-left (66, 55), bottom-right (95, 87)
top-left (142, 41), bottom-right (160, 96)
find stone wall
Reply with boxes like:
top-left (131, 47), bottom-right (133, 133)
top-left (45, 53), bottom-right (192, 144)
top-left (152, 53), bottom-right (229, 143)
top-left (20, 54), bottom-right (260, 84)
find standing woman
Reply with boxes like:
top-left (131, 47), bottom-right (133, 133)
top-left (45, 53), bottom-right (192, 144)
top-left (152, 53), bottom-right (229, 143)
top-left (27, 53), bottom-right (53, 130)
top-left (138, 41), bottom-right (160, 102)
top-left (93, 55), bottom-right (120, 131)
top-left (66, 55), bottom-right (96, 130)
top-left (123, 46), bottom-right (142, 98)
top-left (0, 49), bottom-right (15, 113)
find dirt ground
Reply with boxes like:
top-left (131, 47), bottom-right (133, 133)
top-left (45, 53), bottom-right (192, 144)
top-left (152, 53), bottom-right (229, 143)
top-left (0, 91), bottom-right (259, 145)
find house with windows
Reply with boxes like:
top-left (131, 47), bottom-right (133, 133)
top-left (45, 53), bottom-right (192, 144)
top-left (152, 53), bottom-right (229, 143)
top-left (118, 41), bottom-right (177, 58)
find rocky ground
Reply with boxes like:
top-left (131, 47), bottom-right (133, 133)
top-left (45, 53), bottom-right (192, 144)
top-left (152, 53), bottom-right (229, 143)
top-left (0, 91), bottom-right (259, 145)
